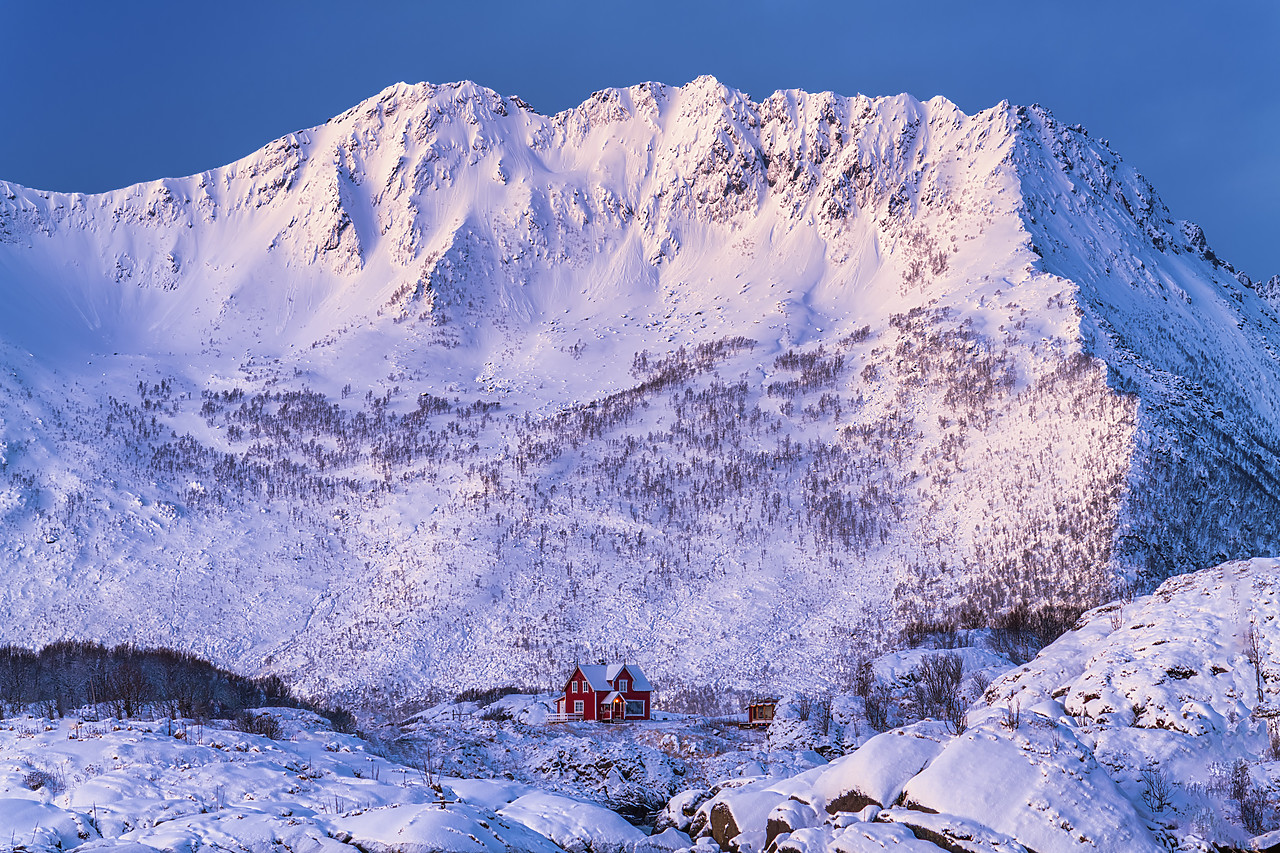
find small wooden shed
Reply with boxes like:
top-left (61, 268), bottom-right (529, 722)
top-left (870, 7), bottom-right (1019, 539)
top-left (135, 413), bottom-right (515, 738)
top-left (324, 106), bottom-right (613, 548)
top-left (747, 697), bottom-right (778, 726)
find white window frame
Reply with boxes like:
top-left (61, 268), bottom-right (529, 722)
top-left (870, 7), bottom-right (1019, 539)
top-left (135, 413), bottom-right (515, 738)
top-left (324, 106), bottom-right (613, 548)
top-left (573, 700), bottom-right (584, 715)
top-left (571, 681), bottom-right (578, 693)
top-left (620, 678), bottom-right (628, 692)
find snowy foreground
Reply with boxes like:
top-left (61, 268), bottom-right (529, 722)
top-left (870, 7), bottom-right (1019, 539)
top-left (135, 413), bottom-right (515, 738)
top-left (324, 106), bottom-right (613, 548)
top-left (4, 558), bottom-right (1280, 853)
top-left (0, 708), bottom-right (690, 853)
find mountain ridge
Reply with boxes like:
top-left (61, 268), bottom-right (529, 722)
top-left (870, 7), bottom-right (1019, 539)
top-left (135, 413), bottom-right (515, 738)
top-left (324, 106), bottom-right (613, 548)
top-left (0, 78), bottom-right (1276, 703)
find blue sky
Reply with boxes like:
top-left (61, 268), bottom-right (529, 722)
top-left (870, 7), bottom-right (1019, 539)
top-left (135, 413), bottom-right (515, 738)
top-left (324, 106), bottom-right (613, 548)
top-left (2, 1), bottom-right (1275, 278)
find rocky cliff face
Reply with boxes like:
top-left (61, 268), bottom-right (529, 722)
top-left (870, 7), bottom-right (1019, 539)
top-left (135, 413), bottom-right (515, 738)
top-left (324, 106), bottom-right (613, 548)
top-left (0, 78), bottom-right (1275, 702)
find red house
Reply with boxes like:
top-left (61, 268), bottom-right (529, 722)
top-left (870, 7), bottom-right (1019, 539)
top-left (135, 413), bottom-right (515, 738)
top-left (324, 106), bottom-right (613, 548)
top-left (554, 663), bottom-right (652, 722)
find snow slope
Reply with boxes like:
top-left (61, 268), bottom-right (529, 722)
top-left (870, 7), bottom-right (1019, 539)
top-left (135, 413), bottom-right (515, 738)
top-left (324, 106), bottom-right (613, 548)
top-left (0, 709), bottom-right (670, 853)
top-left (0, 79), bottom-right (1276, 699)
top-left (671, 558), bottom-right (1280, 852)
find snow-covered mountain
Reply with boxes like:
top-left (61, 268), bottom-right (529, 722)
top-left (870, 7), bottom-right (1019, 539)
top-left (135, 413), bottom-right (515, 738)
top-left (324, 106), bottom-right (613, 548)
top-left (0, 78), bottom-right (1276, 702)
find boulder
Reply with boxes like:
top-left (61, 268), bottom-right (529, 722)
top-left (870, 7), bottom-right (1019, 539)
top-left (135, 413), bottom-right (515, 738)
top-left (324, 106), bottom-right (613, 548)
top-left (763, 799), bottom-right (822, 850)
top-left (809, 724), bottom-right (947, 813)
top-left (900, 722), bottom-right (1162, 853)
top-left (693, 787), bottom-right (789, 851)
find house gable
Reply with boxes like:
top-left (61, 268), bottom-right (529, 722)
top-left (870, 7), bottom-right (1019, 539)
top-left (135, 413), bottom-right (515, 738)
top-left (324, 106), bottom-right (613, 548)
top-left (608, 663), bottom-right (652, 693)
top-left (558, 662), bottom-right (652, 722)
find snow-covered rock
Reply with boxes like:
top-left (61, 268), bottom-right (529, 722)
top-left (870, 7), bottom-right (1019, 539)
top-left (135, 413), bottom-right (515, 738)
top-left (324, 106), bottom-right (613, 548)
top-left (0, 712), bottom-right (718, 853)
top-left (673, 558), bottom-right (1280, 853)
top-left (0, 799), bottom-right (98, 852)
top-left (326, 802), bottom-right (562, 853)
top-left (498, 792), bottom-right (648, 852)
top-left (876, 810), bottom-right (1031, 853)
top-left (809, 724), bottom-right (948, 812)
top-left (988, 558), bottom-right (1278, 735)
top-left (692, 784), bottom-right (791, 851)
top-left (899, 720), bottom-right (1160, 853)
top-left (774, 821), bottom-right (942, 853)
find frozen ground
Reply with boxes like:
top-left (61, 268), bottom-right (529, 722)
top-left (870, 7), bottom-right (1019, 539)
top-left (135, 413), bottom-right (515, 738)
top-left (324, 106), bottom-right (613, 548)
top-left (6, 558), bottom-right (1280, 852)
top-left (0, 708), bottom-right (689, 853)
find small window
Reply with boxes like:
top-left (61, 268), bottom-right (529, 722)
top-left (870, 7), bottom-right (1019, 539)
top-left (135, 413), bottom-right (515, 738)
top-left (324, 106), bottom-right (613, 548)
top-left (574, 700), bottom-right (584, 714)
top-left (620, 678), bottom-right (628, 692)
top-left (571, 681), bottom-right (578, 693)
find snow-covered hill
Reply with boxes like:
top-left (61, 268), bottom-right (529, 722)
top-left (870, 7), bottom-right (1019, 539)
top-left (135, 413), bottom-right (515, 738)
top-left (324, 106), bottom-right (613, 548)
top-left (668, 558), bottom-right (1280, 852)
top-left (0, 708), bottom-right (691, 853)
top-left (0, 78), bottom-right (1275, 701)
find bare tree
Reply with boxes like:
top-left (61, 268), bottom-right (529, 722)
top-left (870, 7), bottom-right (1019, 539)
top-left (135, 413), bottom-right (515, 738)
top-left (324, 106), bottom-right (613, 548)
top-left (863, 684), bottom-right (891, 732)
top-left (1140, 768), bottom-right (1173, 813)
top-left (1245, 626), bottom-right (1264, 701)
top-left (813, 695), bottom-right (833, 736)
top-left (1230, 758), bottom-right (1267, 834)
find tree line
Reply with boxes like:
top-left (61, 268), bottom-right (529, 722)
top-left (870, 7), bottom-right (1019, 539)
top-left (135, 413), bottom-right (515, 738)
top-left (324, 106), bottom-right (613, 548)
top-left (0, 640), bottom-right (353, 730)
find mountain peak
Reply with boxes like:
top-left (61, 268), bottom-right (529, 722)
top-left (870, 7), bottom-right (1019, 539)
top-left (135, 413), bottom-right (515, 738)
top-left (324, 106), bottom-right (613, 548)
top-left (0, 80), bottom-right (1275, 698)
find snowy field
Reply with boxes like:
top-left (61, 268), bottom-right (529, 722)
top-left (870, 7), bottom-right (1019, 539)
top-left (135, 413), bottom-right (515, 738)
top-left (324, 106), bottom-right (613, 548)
top-left (0, 708), bottom-right (691, 853)
top-left (4, 558), bottom-right (1280, 852)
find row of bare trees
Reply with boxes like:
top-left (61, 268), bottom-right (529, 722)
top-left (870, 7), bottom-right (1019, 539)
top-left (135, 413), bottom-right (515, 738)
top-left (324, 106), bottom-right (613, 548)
top-left (0, 640), bottom-right (351, 729)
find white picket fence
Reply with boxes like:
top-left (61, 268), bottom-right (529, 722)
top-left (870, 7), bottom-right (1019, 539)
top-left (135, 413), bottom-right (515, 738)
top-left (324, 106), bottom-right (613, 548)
top-left (546, 711), bottom-right (584, 723)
